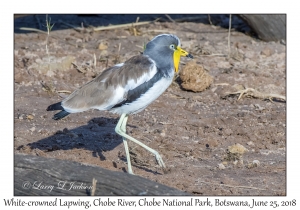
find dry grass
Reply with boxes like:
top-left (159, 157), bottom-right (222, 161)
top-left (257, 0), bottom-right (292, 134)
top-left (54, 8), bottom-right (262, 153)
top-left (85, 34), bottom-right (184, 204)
top-left (225, 86), bottom-right (286, 102)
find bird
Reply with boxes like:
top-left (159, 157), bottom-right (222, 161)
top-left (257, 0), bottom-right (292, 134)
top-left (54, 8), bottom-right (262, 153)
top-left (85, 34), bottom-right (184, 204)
top-left (47, 34), bottom-right (193, 175)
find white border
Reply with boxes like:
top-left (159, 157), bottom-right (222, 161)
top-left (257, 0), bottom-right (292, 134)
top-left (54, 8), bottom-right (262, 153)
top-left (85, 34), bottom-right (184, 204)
top-left (3, 1), bottom-right (297, 209)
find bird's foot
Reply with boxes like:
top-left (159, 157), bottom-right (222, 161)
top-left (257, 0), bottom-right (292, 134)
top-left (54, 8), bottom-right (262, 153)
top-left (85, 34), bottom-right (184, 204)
top-left (154, 153), bottom-right (166, 169)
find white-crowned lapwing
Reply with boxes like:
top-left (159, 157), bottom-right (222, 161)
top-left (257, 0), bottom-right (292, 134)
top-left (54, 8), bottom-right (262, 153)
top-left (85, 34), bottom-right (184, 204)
top-left (47, 34), bottom-right (193, 174)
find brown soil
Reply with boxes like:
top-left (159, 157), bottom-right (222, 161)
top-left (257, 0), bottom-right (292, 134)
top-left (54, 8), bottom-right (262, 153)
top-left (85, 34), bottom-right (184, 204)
top-left (14, 15), bottom-right (286, 196)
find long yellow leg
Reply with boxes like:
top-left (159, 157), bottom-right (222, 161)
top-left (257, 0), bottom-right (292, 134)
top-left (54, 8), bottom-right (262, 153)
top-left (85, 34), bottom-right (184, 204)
top-left (115, 113), bottom-right (166, 175)
top-left (120, 114), bottom-right (133, 174)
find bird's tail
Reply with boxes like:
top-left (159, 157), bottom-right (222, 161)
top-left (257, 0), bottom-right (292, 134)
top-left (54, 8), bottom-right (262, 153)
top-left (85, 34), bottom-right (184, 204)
top-left (53, 110), bottom-right (70, 120)
top-left (47, 102), bottom-right (70, 120)
top-left (47, 102), bottom-right (63, 111)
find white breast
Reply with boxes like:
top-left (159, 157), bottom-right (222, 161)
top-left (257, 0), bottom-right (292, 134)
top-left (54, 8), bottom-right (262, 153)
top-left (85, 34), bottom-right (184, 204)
top-left (110, 76), bottom-right (173, 115)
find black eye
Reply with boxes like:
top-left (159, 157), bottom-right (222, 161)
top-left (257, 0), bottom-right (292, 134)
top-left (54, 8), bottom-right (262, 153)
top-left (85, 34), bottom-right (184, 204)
top-left (169, 44), bottom-right (175, 50)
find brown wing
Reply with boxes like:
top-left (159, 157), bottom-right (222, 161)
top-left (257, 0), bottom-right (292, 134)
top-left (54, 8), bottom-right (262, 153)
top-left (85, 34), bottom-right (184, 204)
top-left (61, 55), bottom-right (156, 113)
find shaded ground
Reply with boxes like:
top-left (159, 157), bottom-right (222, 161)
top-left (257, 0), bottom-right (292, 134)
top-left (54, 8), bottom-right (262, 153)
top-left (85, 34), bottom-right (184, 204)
top-left (14, 14), bottom-right (286, 195)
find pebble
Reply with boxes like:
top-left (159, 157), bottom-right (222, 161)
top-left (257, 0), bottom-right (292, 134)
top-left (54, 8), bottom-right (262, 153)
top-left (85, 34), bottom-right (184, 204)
top-left (228, 143), bottom-right (248, 154)
top-left (252, 160), bottom-right (260, 166)
top-left (160, 132), bottom-right (166, 137)
top-left (98, 42), bottom-right (108, 50)
top-left (218, 163), bottom-right (225, 170)
top-left (27, 114), bottom-right (34, 120)
top-left (222, 161), bottom-right (228, 165)
top-left (247, 160), bottom-right (260, 168)
top-left (261, 47), bottom-right (273, 57)
top-left (247, 141), bottom-right (254, 146)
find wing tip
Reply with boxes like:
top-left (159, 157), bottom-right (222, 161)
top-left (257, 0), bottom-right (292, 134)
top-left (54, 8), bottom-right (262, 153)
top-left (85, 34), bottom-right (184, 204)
top-left (47, 102), bottom-right (63, 111)
top-left (52, 110), bottom-right (70, 120)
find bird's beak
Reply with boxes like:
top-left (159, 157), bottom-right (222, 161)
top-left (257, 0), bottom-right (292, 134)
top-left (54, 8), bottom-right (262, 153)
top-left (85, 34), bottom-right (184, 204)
top-left (173, 46), bottom-right (193, 73)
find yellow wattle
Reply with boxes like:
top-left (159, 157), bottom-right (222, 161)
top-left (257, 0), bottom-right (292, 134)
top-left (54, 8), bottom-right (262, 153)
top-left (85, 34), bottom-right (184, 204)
top-left (173, 49), bottom-right (181, 73)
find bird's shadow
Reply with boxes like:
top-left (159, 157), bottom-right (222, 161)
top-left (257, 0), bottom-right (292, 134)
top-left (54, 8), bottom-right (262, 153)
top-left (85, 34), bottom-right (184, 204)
top-left (22, 116), bottom-right (162, 175)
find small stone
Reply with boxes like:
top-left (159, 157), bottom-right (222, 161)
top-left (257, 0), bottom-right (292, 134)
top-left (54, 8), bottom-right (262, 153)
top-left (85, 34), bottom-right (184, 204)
top-left (160, 132), bottom-right (166, 137)
top-left (247, 160), bottom-right (260, 168)
top-left (252, 160), bottom-right (260, 167)
top-left (211, 87), bottom-right (218, 92)
top-left (27, 114), bottom-right (34, 120)
top-left (228, 143), bottom-right (248, 155)
top-left (254, 104), bottom-right (265, 111)
top-left (247, 141), bottom-right (254, 146)
top-left (29, 127), bottom-right (36, 132)
top-left (234, 42), bottom-right (243, 49)
top-left (98, 42), bottom-right (108, 50)
top-left (261, 47), bottom-right (273, 57)
top-left (218, 163), bottom-right (226, 169)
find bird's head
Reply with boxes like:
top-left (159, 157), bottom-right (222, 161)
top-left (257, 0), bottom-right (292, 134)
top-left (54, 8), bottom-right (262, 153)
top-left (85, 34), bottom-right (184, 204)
top-left (144, 34), bottom-right (193, 73)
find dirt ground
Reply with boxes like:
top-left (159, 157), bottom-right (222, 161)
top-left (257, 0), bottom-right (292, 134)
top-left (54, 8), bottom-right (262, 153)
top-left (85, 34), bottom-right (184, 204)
top-left (14, 14), bottom-right (286, 196)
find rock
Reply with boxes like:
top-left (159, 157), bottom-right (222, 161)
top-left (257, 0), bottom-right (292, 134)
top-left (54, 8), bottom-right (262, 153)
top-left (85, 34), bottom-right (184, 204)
top-left (225, 143), bottom-right (248, 161)
top-left (218, 163), bottom-right (225, 170)
top-left (98, 42), bottom-right (108, 50)
top-left (247, 160), bottom-right (260, 168)
top-left (234, 42), bottom-right (247, 49)
top-left (261, 47), bottom-right (273, 57)
top-left (252, 160), bottom-right (260, 166)
top-left (247, 141), bottom-right (254, 146)
top-left (228, 143), bottom-right (248, 155)
top-left (27, 114), bottom-right (34, 120)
